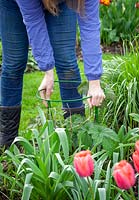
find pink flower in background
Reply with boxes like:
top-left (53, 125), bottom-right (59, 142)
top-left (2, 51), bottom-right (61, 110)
top-left (132, 150), bottom-right (139, 173)
top-left (113, 160), bottom-right (135, 190)
top-left (135, 140), bottom-right (139, 153)
top-left (74, 150), bottom-right (94, 177)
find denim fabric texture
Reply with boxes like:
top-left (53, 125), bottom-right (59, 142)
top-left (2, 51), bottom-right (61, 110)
top-left (0, 0), bottom-right (83, 108)
top-left (0, 0), bottom-right (29, 106)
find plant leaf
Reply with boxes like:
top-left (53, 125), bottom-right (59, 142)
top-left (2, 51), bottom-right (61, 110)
top-left (55, 128), bottom-right (69, 161)
top-left (21, 173), bottom-right (33, 200)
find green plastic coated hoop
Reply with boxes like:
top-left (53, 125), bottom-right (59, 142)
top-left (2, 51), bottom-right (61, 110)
top-left (36, 80), bottom-right (92, 103)
top-left (36, 80), bottom-right (99, 121)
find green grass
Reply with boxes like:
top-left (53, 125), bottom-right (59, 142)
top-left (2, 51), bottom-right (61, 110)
top-left (20, 70), bottom-right (63, 131)
top-left (20, 71), bottom-right (44, 131)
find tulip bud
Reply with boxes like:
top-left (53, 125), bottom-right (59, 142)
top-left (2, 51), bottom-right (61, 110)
top-left (74, 150), bottom-right (94, 177)
top-left (135, 140), bottom-right (139, 154)
top-left (132, 151), bottom-right (139, 173)
top-left (113, 160), bottom-right (135, 190)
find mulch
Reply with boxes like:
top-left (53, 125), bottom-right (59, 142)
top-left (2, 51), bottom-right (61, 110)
top-left (76, 42), bottom-right (124, 61)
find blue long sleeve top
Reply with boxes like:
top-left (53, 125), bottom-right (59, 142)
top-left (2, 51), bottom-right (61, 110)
top-left (15, 0), bottom-right (102, 80)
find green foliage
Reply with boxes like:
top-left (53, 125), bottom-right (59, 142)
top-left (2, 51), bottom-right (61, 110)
top-left (22, 173), bottom-right (33, 200)
top-left (0, 108), bottom-right (72, 199)
top-left (100, 0), bottom-right (139, 45)
top-left (102, 53), bottom-right (139, 130)
top-left (0, 107), bottom-right (139, 199)
top-left (65, 114), bottom-right (139, 162)
top-left (130, 113), bottom-right (139, 123)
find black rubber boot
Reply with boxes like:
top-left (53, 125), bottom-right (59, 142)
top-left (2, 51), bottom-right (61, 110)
top-left (63, 106), bottom-right (85, 119)
top-left (0, 105), bottom-right (21, 147)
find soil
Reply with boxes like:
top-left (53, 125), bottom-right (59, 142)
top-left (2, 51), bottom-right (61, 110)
top-left (101, 42), bottom-right (124, 55)
top-left (76, 42), bottom-right (124, 61)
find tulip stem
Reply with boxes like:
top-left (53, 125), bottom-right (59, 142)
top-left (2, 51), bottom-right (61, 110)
top-left (129, 188), bottom-right (136, 200)
top-left (87, 177), bottom-right (94, 200)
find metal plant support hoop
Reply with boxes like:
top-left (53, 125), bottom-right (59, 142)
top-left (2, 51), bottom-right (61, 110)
top-left (36, 80), bottom-right (99, 122)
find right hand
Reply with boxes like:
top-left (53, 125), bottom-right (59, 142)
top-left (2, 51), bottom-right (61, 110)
top-left (38, 69), bottom-right (54, 107)
top-left (87, 80), bottom-right (105, 108)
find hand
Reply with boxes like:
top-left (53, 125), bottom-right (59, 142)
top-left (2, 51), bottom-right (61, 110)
top-left (87, 80), bottom-right (105, 108)
top-left (38, 69), bottom-right (54, 107)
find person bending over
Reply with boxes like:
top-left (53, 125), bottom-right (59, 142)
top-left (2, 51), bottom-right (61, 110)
top-left (0, 0), bottom-right (105, 146)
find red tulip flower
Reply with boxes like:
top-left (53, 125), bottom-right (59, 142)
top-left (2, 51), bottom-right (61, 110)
top-left (135, 140), bottom-right (139, 154)
top-left (113, 160), bottom-right (135, 190)
top-left (74, 150), bottom-right (94, 177)
top-left (135, 2), bottom-right (139, 8)
top-left (132, 150), bottom-right (139, 173)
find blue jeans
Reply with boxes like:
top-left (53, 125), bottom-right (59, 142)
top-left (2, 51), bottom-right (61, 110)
top-left (0, 0), bottom-right (83, 109)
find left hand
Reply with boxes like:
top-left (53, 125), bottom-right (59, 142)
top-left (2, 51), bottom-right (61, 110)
top-left (87, 80), bottom-right (105, 108)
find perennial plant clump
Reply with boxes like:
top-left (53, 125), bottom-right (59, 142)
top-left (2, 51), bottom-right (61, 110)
top-left (100, 0), bottom-right (139, 45)
top-left (0, 107), bottom-right (139, 199)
